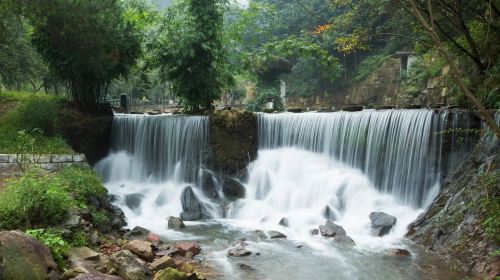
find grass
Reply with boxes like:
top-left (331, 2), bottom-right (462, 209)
top-left (0, 90), bottom-right (72, 153)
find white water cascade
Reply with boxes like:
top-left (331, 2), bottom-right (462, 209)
top-left (257, 110), bottom-right (451, 207)
top-left (95, 110), bottom-right (475, 279)
top-left (95, 114), bottom-right (219, 233)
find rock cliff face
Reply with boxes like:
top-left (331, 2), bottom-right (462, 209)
top-left (407, 134), bottom-right (499, 278)
top-left (59, 106), bottom-right (113, 165)
top-left (208, 110), bottom-right (258, 177)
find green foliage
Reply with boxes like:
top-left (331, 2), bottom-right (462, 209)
top-left (258, 35), bottom-right (341, 82)
top-left (70, 230), bottom-right (88, 247)
top-left (246, 86), bottom-right (284, 112)
top-left (58, 166), bottom-right (108, 206)
top-left (0, 165), bottom-right (109, 230)
top-left (25, 228), bottom-right (69, 269)
top-left (478, 173), bottom-right (500, 242)
top-left (90, 208), bottom-right (111, 227)
top-left (156, 0), bottom-right (230, 110)
top-left (3, 96), bottom-right (61, 135)
top-left (28, 0), bottom-right (141, 107)
top-left (0, 11), bottom-right (48, 90)
top-left (354, 54), bottom-right (390, 82)
top-left (0, 168), bottom-right (73, 230)
top-left (0, 91), bottom-right (71, 153)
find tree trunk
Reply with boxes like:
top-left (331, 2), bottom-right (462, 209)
top-left (398, 0), bottom-right (500, 139)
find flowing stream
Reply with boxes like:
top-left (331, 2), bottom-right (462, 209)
top-left (95, 110), bottom-right (473, 280)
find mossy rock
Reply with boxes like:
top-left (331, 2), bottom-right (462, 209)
top-left (0, 231), bottom-right (58, 280)
top-left (154, 268), bottom-right (187, 280)
top-left (209, 111), bottom-right (258, 175)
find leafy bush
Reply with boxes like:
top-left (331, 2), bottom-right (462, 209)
top-left (0, 168), bottom-right (73, 229)
top-left (58, 166), bottom-right (108, 206)
top-left (26, 228), bottom-right (69, 269)
top-left (2, 95), bottom-right (61, 135)
top-left (0, 91), bottom-right (71, 153)
top-left (354, 54), bottom-right (391, 83)
top-left (246, 86), bottom-right (284, 112)
top-left (478, 173), bottom-right (500, 242)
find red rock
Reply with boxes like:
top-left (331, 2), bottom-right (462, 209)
top-left (175, 242), bottom-right (201, 257)
top-left (147, 233), bottom-right (161, 242)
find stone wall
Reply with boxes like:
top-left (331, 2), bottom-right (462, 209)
top-left (0, 153), bottom-right (88, 176)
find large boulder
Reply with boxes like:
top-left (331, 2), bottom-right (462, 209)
top-left (149, 256), bottom-right (175, 272)
top-left (125, 226), bottom-right (151, 241)
top-left (319, 221), bottom-right (346, 237)
top-left (369, 212), bottom-right (397, 237)
top-left (107, 250), bottom-right (152, 280)
top-left (201, 171), bottom-right (219, 199)
top-left (333, 235), bottom-right (355, 246)
top-left (125, 193), bottom-right (145, 210)
top-left (221, 177), bottom-right (246, 201)
top-left (0, 231), bottom-right (58, 280)
top-left (322, 206), bottom-right (336, 221)
top-left (180, 187), bottom-right (211, 221)
top-left (124, 240), bottom-right (154, 262)
top-left (167, 217), bottom-right (185, 229)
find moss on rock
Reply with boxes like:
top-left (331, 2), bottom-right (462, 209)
top-left (209, 110), bottom-right (258, 176)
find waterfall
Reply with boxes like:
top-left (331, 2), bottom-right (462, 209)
top-left (95, 114), bottom-right (218, 231)
top-left (257, 110), bottom-right (459, 207)
top-left (97, 114), bottom-right (209, 183)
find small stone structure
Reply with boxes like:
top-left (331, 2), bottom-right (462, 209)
top-left (0, 153), bottom-right (88, 176)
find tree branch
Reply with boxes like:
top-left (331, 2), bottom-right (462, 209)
top-left (294, 0), bottom-right (331, 24)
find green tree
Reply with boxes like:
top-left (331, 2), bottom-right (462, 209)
top-left (156, 0), bottom-right (230, 110)
top-left (27, 0), bottom-right (141, 108)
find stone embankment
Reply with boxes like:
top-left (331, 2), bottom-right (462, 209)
top-left (0, 153), bottom-right (87, 176)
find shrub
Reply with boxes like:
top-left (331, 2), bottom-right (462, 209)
top-left (0, 168), bottom-right (73, 229)
top-left (3, 95), bottom-right (61, 135)
top-left (354, 54), bottom-right (391, 83)
top-left (58, 165), bottom-right (108, 206)
top-left (26, 228), bottom-right (69, 269)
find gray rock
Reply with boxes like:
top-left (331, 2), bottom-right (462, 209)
top-left (149, 256), bottom-right (175, 272)
top-left (310, 229), bottom-right (319, 235)
top-left (167, 216), bottom-right (185, 229)
top-left (69, 247), bottom-right (100, 261)
top-left (333, 235), bottom-right (355, 246)
top-left (279, 217), bottom-right (289, 227)
top-left (385, 248), bottom-right (411, 257)
top-left (222, 177), bottom-right (246, 200)
top-left (237, 263), bottom-right (254, 271)
top-left (322, 206), bottom-right (336, 220)
top-left (180, 186), bottom-right (211, 221)
top-left (64, 209), bottom-right (81, 228)
top-left (125, 226), bottom-right (150, 241)
top-left (125, 193), bottom-right (145, 210)
top-left (108, 250), bottom-right (152, 280)
top-left (228, 244), bottom-right (252, 257)
top-left (319, 221), bottom-right (346, 237)
top-left (369, 212), bottom-right (397, 237)
top-left (268, 231), bottom-right (287, 239)
top-left (201, 170), bottom-right (219, 199)
top-left (251, 230), bottom-right (267, 241)
top-left (51, 154), bottom-right (73, 163)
